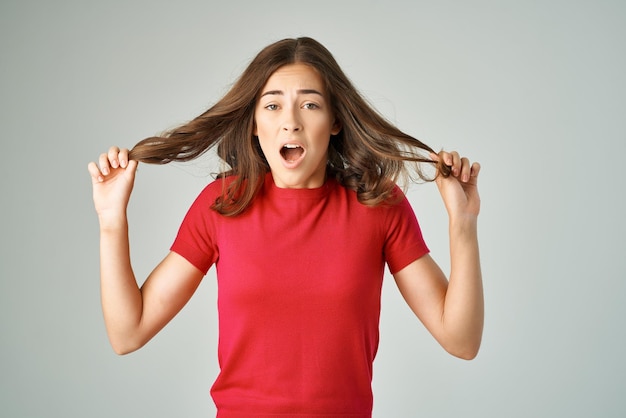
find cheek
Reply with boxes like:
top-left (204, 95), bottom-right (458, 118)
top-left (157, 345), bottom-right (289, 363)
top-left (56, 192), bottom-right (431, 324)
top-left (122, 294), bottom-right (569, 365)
top-left (256, 136), bottom-right (275, 161)
top-left (254, 115), bottom-right (274, 138)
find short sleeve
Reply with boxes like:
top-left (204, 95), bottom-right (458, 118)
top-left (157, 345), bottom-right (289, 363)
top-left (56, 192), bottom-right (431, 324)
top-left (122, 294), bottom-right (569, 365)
top-left (383, 191), bottom-right (429, 274)
top-left (170, 182), bottom-right (221, 275)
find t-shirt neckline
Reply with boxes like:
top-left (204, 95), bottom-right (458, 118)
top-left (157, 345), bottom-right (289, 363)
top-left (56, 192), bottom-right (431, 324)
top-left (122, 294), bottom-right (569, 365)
top-left (263, 172), bottom-right (333, 200)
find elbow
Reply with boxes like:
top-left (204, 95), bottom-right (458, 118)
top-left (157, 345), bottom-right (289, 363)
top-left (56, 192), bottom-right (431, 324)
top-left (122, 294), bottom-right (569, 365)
top-left (105, 322), bottom-right (152, 355)
top-left (443, 340), bottom-right (481, 360)
top-left (448, 345), bottom-right (480, 360)
top-left (109, 336), bottom-right (145, 356)
top-left (112, 344), bottom-right (137, 356)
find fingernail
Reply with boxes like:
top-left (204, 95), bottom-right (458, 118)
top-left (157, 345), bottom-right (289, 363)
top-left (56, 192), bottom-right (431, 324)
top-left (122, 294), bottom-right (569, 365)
top-left (98, 175), bottom-right (104, 182)
top-left (111, 160), bottom-right (119, 169)
top-left (102, 167), bottom-right (109, 175)
top-left (120, 159), bottom-right (127, 168)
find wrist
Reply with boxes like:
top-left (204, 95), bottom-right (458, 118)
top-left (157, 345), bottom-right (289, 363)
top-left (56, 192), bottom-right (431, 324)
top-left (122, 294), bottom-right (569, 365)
top-left (449, 215), bottom-right (478, 238)
top-left (98, 211), bottom-right (129, 232)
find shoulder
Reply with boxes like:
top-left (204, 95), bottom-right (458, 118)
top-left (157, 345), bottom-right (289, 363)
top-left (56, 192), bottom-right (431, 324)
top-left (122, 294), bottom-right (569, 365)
top-left (328, 181), bottom-right (416, 229)
top-left (179, 175), bottom-right (237, 221)
top-left (194, 175), bottom-right (236, 203)
top-left (371, 185), bottom-right (419, 234)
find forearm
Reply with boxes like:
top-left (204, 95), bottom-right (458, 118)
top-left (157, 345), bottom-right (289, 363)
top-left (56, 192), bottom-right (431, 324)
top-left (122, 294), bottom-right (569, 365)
top-left (441, 216), bottom-right (484, 358)
top-left (99, 215), bottom-right (144, 354)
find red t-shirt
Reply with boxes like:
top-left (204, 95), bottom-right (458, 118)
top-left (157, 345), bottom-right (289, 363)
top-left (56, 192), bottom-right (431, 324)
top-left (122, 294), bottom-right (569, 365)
top-left (171, 173), bottom-right (429, 417)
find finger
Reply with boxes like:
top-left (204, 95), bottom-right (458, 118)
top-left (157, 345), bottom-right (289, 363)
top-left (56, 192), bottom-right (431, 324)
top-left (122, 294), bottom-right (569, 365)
top-left (433, 150), bottom-right (455, 167)
top-left (87, 161), bottom-right (104, 183)
top-left (108, 146), bottom-right (121, 169)
top-left (440, 150), bottom-right (454, 167)
top-left (449, 151), bottom-right (461, 176)
top-left (118, 148), bottom-right (130, 169)
top-left (470, 162), bottom-right (481, 180)
top-left (431, 151), bottom-right (452, 178)
top-left (98, 152), bottom-right (111, 176)
top-left (125, 159), bottom-right (139, 179)
top-left (460, 157), bottom-right (471, 182)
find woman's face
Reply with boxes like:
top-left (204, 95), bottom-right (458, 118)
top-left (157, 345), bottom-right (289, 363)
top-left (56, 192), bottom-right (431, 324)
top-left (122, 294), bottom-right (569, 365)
top-left (254, 63), bottom-right (341, 189)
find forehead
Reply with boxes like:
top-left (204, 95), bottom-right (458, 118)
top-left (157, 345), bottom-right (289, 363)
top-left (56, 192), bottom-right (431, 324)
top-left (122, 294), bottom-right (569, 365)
top-left (262, 63), bottom-right (326, 93)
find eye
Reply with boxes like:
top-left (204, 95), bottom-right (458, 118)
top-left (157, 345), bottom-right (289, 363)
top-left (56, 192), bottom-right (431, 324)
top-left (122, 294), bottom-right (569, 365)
top-left (303, 103), bottom-right (319, 110)
top-left (264, 104), bottom-right (279, 111)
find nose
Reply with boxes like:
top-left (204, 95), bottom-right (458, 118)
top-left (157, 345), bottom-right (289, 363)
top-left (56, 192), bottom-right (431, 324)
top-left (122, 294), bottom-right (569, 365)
top-left (282, 106), bottom-right (302, 132)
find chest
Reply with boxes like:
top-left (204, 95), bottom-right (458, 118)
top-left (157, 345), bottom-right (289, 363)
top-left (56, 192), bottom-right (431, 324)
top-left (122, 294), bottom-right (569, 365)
top-left (214, 195), bottom-right (387, 310)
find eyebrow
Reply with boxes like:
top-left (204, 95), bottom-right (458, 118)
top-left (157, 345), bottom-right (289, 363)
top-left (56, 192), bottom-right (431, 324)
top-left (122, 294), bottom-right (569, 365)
top-left (260, 89), bottom-right (324, 98)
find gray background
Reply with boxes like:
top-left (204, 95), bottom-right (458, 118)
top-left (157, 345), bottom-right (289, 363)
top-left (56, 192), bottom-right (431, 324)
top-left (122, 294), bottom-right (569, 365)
top-left (1, 0), bottom-right (625, 417)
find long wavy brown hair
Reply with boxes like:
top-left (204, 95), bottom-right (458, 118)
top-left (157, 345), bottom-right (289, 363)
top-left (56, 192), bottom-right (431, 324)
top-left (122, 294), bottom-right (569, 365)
top-left (129, 37), bottom-right (450, 216)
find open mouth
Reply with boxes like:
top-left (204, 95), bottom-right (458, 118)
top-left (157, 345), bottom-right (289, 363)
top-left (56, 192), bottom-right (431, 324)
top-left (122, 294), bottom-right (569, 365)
top-left (280, 144), bottom-right (304, 162)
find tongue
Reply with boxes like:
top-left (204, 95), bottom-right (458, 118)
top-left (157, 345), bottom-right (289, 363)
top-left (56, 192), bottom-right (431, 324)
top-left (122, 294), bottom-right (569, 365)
top-left (282, 147), bottom-right (303, 162)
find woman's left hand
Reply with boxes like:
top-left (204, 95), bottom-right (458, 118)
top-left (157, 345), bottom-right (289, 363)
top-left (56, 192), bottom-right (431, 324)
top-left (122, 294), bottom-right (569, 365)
top-left (430, 151), bottom-right (481, 220)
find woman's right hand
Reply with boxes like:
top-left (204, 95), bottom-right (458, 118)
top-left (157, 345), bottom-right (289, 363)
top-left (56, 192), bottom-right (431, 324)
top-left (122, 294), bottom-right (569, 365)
top-left (87, 146), bottom-right (138, 224)
top-left (88, 147), bottom-right (204, 355)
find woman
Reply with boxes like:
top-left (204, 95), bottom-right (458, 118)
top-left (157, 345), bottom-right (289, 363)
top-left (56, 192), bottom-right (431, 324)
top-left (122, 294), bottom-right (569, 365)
top-left (88, 37), bottom-right (483, 417)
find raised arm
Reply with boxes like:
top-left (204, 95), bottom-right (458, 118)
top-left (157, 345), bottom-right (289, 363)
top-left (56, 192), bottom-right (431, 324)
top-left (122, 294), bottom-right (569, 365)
top-left (87, 147), bottom-right (204, 355)
top-left (393, 151), bottom-right (483, 360)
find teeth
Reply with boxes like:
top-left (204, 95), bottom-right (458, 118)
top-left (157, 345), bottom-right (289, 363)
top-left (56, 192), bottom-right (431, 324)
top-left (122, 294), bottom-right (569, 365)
top-left (283, 144), bottom-right (301, 148)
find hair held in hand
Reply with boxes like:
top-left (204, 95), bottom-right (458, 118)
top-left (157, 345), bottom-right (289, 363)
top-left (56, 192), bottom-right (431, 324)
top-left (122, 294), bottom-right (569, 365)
top-left (128, 37), bottom-right (451, 216)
